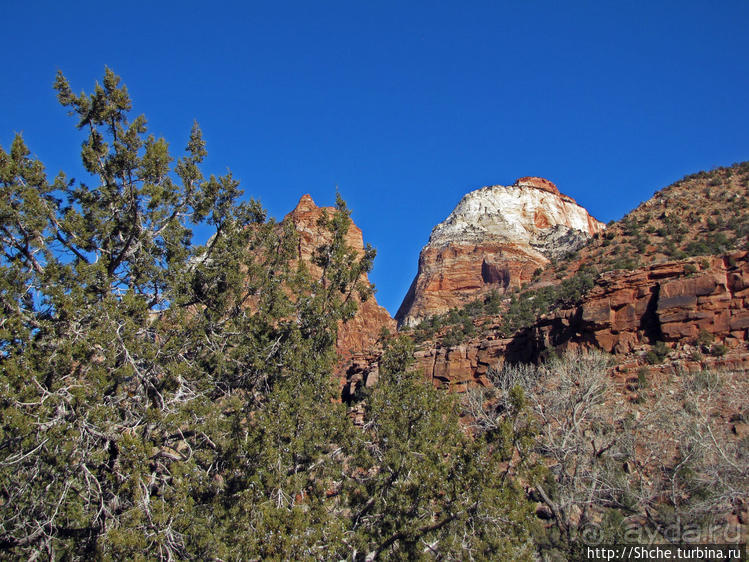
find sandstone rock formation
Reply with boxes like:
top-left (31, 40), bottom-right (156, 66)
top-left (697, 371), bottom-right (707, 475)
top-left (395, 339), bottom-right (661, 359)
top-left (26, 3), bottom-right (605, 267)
top-left (530, 252), bottom-right (749, 354)
top-left (412, 253), bottom-right (749, 391)
top-left (395, 177), bottom-right (604, 327)
top-left (283, 195), bottom-right (396, 369)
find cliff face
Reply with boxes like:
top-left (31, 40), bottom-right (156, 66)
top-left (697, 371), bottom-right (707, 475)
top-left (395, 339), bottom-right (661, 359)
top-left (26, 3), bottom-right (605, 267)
top-left (395, 177), bottom-right (604, 327)
top-left (412, 253), bottom-right (749, 391)
top-left (283, 195), bottom-right (396, 367)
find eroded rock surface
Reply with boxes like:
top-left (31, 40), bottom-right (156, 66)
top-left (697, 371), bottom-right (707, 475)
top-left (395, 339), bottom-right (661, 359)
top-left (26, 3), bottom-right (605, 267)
top-left (396, 177), bottom-right (604, 327)
top-left (412, 253), bottom-right (749, 391)
top-left (283, 195), bottom-right (396, 372)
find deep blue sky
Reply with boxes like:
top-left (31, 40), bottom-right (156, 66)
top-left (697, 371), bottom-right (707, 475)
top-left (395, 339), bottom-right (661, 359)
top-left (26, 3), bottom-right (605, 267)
top-left (2, 1), bottom-right (749, 315)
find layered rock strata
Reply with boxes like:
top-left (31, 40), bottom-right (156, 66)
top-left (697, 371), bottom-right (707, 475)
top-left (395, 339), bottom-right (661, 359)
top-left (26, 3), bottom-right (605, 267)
top-left (413, 253), bottom-right (749, 391)
top-left (396, 177), bottom-right (604, 327)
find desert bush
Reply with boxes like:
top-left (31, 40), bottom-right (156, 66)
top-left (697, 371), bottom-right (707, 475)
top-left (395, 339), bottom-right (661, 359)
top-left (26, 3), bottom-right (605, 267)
top-left (645, 341), bottom-right (671, 364)
top-left (637, 367), bottom-right (649, 389)
top-left (482, 352), bottom-right (749, 553)
top-left (697, 329), bottom-right (714, 347)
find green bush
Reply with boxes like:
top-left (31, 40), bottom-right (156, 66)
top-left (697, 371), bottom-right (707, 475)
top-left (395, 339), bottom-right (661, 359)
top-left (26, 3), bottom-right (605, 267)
top-left (0, 69), bottom-right (540, 560)
top-left (645, 341), bottom-right (671, 364)
top-left (645, 350), bottom-right (660, 365)
top-left (696, 329), bottom-right (714, 347)
top-left (637, 367), bottom-right (649, 389)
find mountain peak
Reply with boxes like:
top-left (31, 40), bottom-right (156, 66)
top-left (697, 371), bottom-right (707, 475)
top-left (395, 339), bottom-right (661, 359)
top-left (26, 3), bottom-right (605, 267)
top-left (426, 180), bottom-right (603, 249)
top-left (281, 194), bottom-right (396, 364)
top-left (294, 193), bottom-right (317, 213)
top-left (513, 176), bottom-right (560, 196)
top-left (396, 179), bottom-right (603, 326)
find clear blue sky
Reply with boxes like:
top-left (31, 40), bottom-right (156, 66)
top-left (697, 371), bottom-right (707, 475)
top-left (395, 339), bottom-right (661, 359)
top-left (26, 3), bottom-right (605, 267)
top-left (2, 1), bottom-right (749, 315)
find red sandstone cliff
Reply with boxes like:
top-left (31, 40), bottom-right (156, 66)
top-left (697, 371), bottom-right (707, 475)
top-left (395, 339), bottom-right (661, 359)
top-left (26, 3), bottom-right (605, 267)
top-left (411, 252), bottom-right (749, 391)
top-left (283, 195), bottom-right (396, 367)
top-left (396, 177), bottom-right (604, 327)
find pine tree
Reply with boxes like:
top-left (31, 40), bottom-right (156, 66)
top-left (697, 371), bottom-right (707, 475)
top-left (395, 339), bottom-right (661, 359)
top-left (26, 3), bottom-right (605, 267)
top-left (0, 69), bottom-right (367, 558)
top-left (1, 69), bottom-right (539, 560)
top-left (344, 336), bottom-right (537, 560)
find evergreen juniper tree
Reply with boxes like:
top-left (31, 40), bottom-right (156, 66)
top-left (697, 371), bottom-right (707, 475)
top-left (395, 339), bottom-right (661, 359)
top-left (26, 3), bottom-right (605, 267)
top-left (0, 68), bottom-right (365, 558)
top-left (1, 69), bottom-right (538, 560)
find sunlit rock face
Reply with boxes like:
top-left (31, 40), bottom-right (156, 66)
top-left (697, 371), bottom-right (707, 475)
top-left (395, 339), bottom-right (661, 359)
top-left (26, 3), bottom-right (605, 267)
top-left (284, 195), bottom-right (396, 367)
top-left (396, 177), bottom-right (604, 327)
top-left (412, 252), bottom-right (749, 392)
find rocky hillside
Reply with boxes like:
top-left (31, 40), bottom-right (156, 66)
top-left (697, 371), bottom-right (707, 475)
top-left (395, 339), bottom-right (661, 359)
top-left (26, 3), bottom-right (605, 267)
top-left (545, 162), bottom-right (749, 280)
top-left (365, 165), bottom-right (749, 550)
top-left (284, 194), bottom-right (395, 363)
top-left (408, 252), bottom-right (749, 392)
top-left (381, 163), bottom-right (749, 392)
top-left (334, 164), bottom-right (749, 552)
top-left (395, 177), bottom-right (604, 327)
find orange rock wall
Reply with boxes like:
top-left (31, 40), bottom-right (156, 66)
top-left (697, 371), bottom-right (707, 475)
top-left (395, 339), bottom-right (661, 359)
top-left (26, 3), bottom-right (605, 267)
top-left (398, 243), bottom-right (542, 326)
top-left (396, 178), bottom-right (604, 327)
top-left (413, 253), bottom-right (749, 391)
top-left (283, 195), bottom-right (396, 367)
